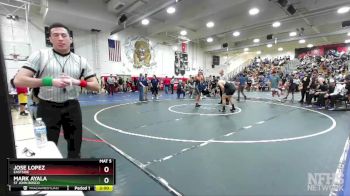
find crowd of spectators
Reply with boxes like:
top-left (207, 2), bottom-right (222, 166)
top-left (233, 50), bottom-right (350, 110)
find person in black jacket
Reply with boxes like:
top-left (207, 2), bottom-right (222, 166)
top-left (299, 71), bottom-right (311, 103)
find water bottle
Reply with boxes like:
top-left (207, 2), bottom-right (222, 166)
top-left (34, 118), bottom-right (48, 147)
top-left (67, 84), bottom-right (78, 99)
top-left (65, 77), bottom-right (78, 99)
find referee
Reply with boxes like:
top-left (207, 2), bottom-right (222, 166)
top-left (14, 23), bottom-right (99, 158)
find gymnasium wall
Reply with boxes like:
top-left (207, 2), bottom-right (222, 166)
top-left (1, 11), bottom-right (294, 81)
top-left (1, 13), bottom-right (208, 79)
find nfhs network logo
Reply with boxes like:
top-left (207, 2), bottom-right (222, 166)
top-left (307, 172), bottom-right (343, 192)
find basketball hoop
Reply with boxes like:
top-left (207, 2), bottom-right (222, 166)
top-left (10, 53), bottom-right (19, 61)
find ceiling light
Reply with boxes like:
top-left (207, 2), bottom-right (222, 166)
top-left (337, 6), bottom-right (350, 14)
top-left (345, 39), bottom-right (350, 43)
top-left (256, 51), bottom-right (262, 54)
top-left (289, 32), bottom-right (297, 37)
top-left (180, 30), bottom-right (187, 36)
top-left (167, 6), bottom-right (176, 14)
top-left (267, 44), bottom-right (273, 48)
top-left (141, 19), bottom-right (149, 25)
top-left (109, 34), bottom-right (118, 40)
top-left (249, 8), bottom-right (260, 15)
top-left (207, 37), bottom-right (213, 42)
top-left (233, 31), bottom-right (240, 37)
top-left (272, 21), bottom-right (281, 28)
top-left (244, 48), bottom-right (249, 52)
top-left (206, 21), bottom-right (214, 28)
top-left (348, 32), bottom-right (350, 36)
top-left (307, 44), bottom-right (313, 48)
top-left (299, 39), bottom-right (306, 44)
top-left (278, 47), bottom-right (283, 51)
top-left (253, 38), bottom-right (260, 43)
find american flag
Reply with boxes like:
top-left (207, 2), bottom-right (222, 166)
top-left (108, 39), bottom-right (121, 62)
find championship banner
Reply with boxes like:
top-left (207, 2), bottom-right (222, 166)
top-left (181, 42), bottom-right (187, 53)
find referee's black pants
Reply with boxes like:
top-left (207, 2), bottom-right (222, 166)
top-left (37, 99), bottom-right (82, 158)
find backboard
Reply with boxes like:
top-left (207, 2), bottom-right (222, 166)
top-left (3, 41), bottom-right (30, 61)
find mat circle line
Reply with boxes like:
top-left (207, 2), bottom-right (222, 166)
top-left (168, 103), bottom-right (242, 116)
top-left (93, 100), bottom-right (337, 143)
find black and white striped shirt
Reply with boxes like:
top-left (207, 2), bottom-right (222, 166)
top-left (23, 49), bottom-right (96, 103)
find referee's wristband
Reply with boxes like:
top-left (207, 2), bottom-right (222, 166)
top-left (42, 77), bottom-right (53, 86)
top-left (80, 80), bottom-right (87, 88)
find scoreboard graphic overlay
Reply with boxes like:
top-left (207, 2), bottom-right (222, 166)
top-left (7, 159), bottom-right (115, 191)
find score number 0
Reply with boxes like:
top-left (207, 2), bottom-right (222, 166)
top-left (103, 166), bottom-right (110, 184)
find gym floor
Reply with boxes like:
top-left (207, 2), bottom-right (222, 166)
top-left (55, 91), bottom-right (350, 196)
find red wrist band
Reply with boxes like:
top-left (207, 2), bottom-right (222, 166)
top-left (80, 80), bottom-right (87, 88)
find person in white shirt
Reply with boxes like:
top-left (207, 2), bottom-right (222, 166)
top-left (170, 76), bottom-right (175, 94)
top-left (14, 23), bottom-right (99, 158)
top-left (107, 74), bottom-right (115, 95)
top-left (325, 79), bottom-right (346, 110)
